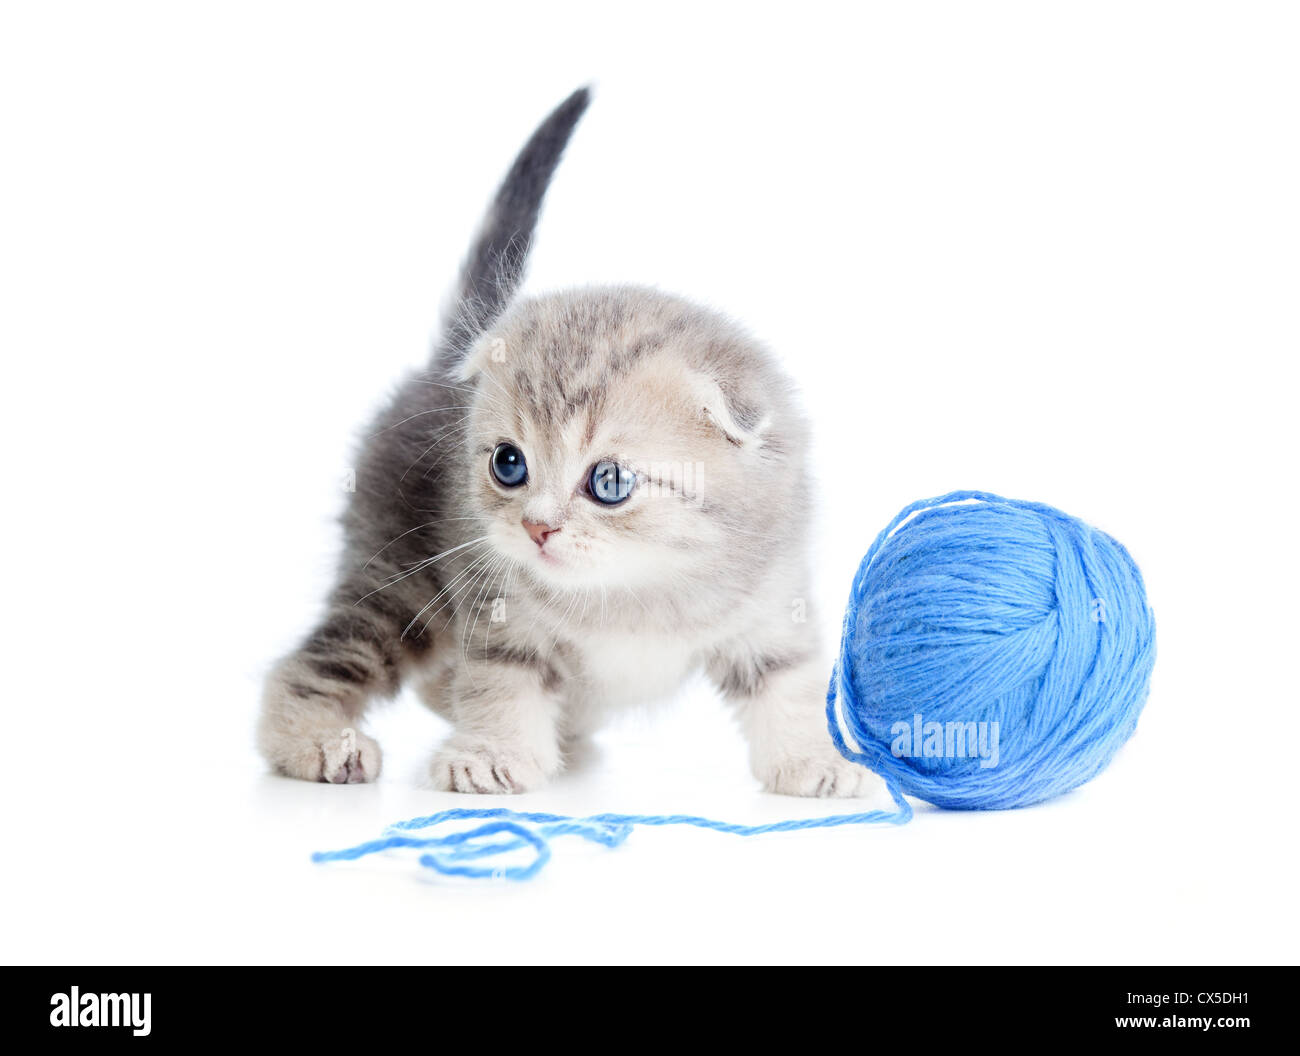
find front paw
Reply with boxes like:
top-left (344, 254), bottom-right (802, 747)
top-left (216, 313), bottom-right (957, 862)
top-left (430, 737), bottom-right (551, 794)
top-left (755, 751), bottom-right (874, 798)
top-left (263, 724), bottom-right (382, 784)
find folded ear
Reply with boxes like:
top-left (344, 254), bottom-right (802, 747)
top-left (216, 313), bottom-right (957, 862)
top-left (688, 372), bottom-right (768, 448)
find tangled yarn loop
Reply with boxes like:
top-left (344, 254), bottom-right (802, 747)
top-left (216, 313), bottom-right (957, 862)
top-left (312, 793), bottom-right (912, 881)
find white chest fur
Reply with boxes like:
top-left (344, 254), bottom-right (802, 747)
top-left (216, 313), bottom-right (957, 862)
top-left (569, 629), bottom-right (701, 709)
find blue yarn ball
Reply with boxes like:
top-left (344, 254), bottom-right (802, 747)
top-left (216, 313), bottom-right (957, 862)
top-left (827, 491), bottom-right (1156, 810)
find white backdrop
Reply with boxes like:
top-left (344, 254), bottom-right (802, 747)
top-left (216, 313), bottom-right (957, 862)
top-left (2, 1), bottom-right (1296, 965)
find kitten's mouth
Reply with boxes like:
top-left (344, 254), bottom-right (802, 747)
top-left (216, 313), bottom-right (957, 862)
top-left (536, 548), bottom-right (563, 567)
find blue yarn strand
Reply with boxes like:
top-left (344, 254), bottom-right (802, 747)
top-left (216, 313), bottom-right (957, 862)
top-left (312, 787), bottom-right (912, 882)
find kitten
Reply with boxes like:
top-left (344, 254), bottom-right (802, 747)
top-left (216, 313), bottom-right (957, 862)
top-left (258, 88), bottom-right (870, 797)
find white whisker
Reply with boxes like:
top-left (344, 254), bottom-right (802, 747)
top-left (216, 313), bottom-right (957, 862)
top-left (409, 548), bottom-right (498, 639)
top-left (360, 517), bottom-right (483, 571)
top-left (357, 536), bottom-right (489, 609)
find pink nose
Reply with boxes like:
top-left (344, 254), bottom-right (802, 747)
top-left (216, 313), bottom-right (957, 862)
top-left (522, 520), bottom-right (560, 548)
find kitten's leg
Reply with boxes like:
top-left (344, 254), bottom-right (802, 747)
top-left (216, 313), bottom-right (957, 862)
top-left (258, 600), bottom-right (407, 783)
top-left (711, 642), bottom-right (873, 798)
top-left (429, 651), bottom-right (564, 794)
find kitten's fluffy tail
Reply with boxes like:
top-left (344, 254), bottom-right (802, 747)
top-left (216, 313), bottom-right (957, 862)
top-left (439, 86), bottom-right (592, 360)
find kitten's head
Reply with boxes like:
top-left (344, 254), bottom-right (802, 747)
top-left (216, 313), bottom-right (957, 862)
top-left (457, 287), bottom-right (804, 593)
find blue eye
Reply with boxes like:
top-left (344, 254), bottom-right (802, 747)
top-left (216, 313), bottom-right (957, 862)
top-left (588, 460), bottom-right (636, 505)
top-left (490, 443), bottom-right (528, 487)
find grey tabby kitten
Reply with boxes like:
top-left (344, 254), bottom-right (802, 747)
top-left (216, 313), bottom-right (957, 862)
top-left (259, 88), bottom-right (869, 797)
